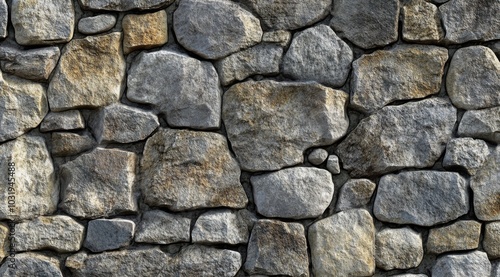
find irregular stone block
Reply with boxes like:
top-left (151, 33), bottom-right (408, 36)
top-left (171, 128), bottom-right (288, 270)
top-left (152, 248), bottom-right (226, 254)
top-left (79, 0), bottom-right (174, 11)
top-left (40, 110), bottom-right (85, 132)
top-left (78, 14), bottom-right (116, 35)
top-left (336, 179), bottom-right (376, 212)
top-left (262, 30), bottom-right (291, 46)
top-left (51, 132), bottom-right (96, 156)
top-left (427, 220), bottom-right (482, 254)
top-left (308, 148), bottom-right (329, 165)
top-left (135, 210), bottom-right (190, 244)
top-left (375, 228), bottom-right (423, 270)
top-left (172, 245), bottom-right (242, 277)
top-left (432, 251), bottom-right (491, 277)
top-left (443, 138), bottom-right (490, 175)
top-left (0, 223), bottom-right (8, 261)
top-left (484, 222), bottom-right (500, 258)
top-left (85, 219), bottom-right (135, 252)
top-left (326, 155), bottom-right (341, 174)
top-left (402, 0), bottom-right (443, 42)
top-left (0, 253), bottom-right (62, 276)
top-left (123, 10), bottom-right (168, 54)
top-left (0, 0), bottom-right (6, 38)
top-left (458, 107), bottom-right (500, 143)
top-left (0, 45), bottom-right (60, 81)
top-left (192, 209), bottom-right (255, 245)
top-left (471, 146), bottom-right (500, 221)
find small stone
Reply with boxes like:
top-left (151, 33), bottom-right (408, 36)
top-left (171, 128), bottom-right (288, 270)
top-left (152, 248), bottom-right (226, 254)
top-left (0, 0), bottom-right (6, 38)
top-left (123, 10), bottom-right (168, 54)
top-left (447, 46), bottom-right (500, 110)
top-left (309, 209), bottom-right (375, 276)
top-left (79, 0), bottom-right (174, 11)
top-left (458, 106), bottom-right (500, 143)
top-left (308, 149), bottom-right (329, 165)
top-left (135, 210), bottom-right (190, 244)
top-left (51, 132), bottom-right (96, 156)
top-left (471, 146), bottom-right (500, 221)
top-left (483, 222), bottom-right (500, 258)
top-left (85, 219), bottom-right (135, 252)
top-left (0, 253), bottom-right (62, 276)
top-left (326, 155), bottom-right (341, 174)
top-left (262, 30), bottom-right (291, 47)
top-left (432, 251), bottom-right (491, 277)
top-left (493, 260), bottom-right (500, 277)
top-left (173, 245), bottom-right (242, 277)
top-left (0, 45), bottom-right (60, 81)
top-left (392, 275), bottom-right (428, 277)
top-left (245, 220), bottom-right (309, 276)
top-left (173, 0), bottom-right (262, 59)
top-left (0, 223), bottom-right (8, 261)
top-left (402, 0), bottom-right (443, 42)
top-left (443, 138), bottom-right (490, 175)
top-left (78, 14), bottom-right (116, 35)
top-left (40, 110), bottom-right (85, 132)
top-left (375, 228), bottom-right (423, 270)
top-left (192, 209), bottom-right (255, 245)
top-left (336, 179), bottom-right (376, 212)
top-left (427, 220), bottom-right (482, 254)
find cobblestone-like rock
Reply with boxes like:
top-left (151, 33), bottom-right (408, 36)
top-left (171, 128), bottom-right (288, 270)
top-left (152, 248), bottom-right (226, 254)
top-left (192, 209), bottom-right (255, 245)
top-left (308, 148), bottom-right (329, 165)
top-left (85, 219), bottom-right (135, 252)
top-left (336, 179), bottom-right (376, 212)
top-left (0, 253), bottom-right (63, 276)
top-left (471, 146), bottom-right (500, 221)
top-left (483, 222), bottom-right (500, 258)
top-left (78, 14), bottom-right (116, 35)
top-left (40, 110), bottom-right (85, 132)
top-left (458, 106), bottom-right (500, 143)
top-left (173, 245), bottom-right (242, 277)
top-left (402, 0), bottom-right (443, 42)
top-left (135, 210), bottom-right (190, 244)
top-left (79, 0), bottom-right (174, 11)
top-left (427, 220), bottom-right (482, 254)
top-left (443, 138), bottom-right (490, 175)
top-left (123, 10), bottom-right (168, 54)
top-left (51, 132), bottom-right (96, 156)
top-left (262, 30), bottom-right (291, 46)
top-left (0, 223), bottom-right (8, 261)
top-left (375, 228), bottom-right (423, 270)
top-left (432, 251), bottom-right (491, 277)
top-left (0, 45), bottom-right (60, 81)
top-left (0, 0), bottom-right (6, 38)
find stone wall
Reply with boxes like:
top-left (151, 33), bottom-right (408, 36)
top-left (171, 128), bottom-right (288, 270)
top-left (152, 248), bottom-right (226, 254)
top-left (0, 0), bottom-right (499, 276)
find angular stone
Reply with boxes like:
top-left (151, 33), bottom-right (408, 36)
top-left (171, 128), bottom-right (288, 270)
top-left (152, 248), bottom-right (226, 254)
top-left (0, 45), bottom-right (60, 81)
top-left (11, 0), bottom-right (74, 45)
top-left (337, 98), bottom-right (456, 177)
top-left (173, 0), bottom-right (262, 59)
top-left (283, 25), bottom-right (353, 87)
top-left (0, 0), bottom-right (6, 38)
top-left (471, 146), bottom-right (500, 221)
top-left (173, 245), bottom-right (242, 277)
top-left (375, 228), bottom-right (423, 270)
top-left (48, 32), bottom-right (126, 111)
top-left (0, 223), bottom-right (8, 261)
top-left (326, 155), bottom-right (341, 174)
top-left (351, 45), bottom-right (448, 113)
top-left (192, 209), bottom-right (255, 245)
top-left (51, 132), bottom-right (96, 156)
top-left (123, 10), bottom-right (168, 54)
top-left (447, 46), bottom-right (500, 110)
top-left (262, 30), bottom-right (291, 46)
top-left (223, 80), bottom-right (349, 171)
top-left (0, 253), bottom-right (62, 276)
top-left (484, 222), bottom-right (500, 258)
top-left (308, 148), bottom-right (329, 165)
top-left (0, 135), bottom-right (57, 220)
top-left (427, 220), bottom-right (482, 254)
top-left (493, 261), bottom-right (500, 277)
top-left (402, 0), bottom-right (443, 42)
top-left (40, 110), bottom-right (85, 132)
top-left (59, 148), bottom-right (138, 218)
top-left (309, 209), bottom-right (375, 276)
top-left (374, 171), bottom-right (469, 226)
top-left (85, 219), bottom-right (135, 252)
top-left (330, 0), bottom-right (399, 49)
top-left (135, 210), bottom-right (190, 244)
top-left (336, 179), bottom-right (376, 212)
top-left (245, 220), bottom-right (309, 276)
top-left (458, 107), bottom-right (500, 143)
top-left (79, 0), bottom-right (174, 11)
top-left (432, 251), bottom-right (491, 277)
top-left (78, 14), bottom-right (116, 35)
top-left (251, 167), bottom-right (334, 219)
top-left (127, 50), bottom-right (221, 129)
top-left (140, 129), bottom-right (247, 211)
top-left (443, 138), bottom-right (490, 175)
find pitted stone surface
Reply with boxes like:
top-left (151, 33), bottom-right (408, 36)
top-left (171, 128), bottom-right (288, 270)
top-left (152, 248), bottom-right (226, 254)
top-left (471, 146), bottom-right (500, 221)
top-left (0, 224), bottom-right (7, 261)
top-left (0, 253), bottom-right (63, 276)
top-left (51, 132), bottom-right (96, 157)
top-left (79, 0), bottom-right (174, 11)
top-left (336, 179), bottom-right (376, 212)
top-left (122, 10), bottom-right (168, 54)
top-left (308, 148), bottom-right (329, 165)
top-left (402, 0), bottom-right (443, 42)
top-left (458, 106), bottom-right (500, 143)
top-left (484, 222), bottom-right (500, 259)
top-left (375, 228), bottom-right (423, 270)
top-left (0, 0), bottom-right (6, 38)
top-left (0, 45), bottom-right (60, 81)
top-left (443, 138), bottom-right (490, 175)
top-left (40, 110), bottom-right (85, 132)
top-left (78, 14), bottom-right (116, 35)
top-left (432, 251), bottom-right (491, 277)
top-left (173, 245), bottom-right (242, 277)
top-left (84, 219), bottom-right (135, 252)
top-left (192, 209), bottom-right (255, 245)
top-left (427, 220), bottom-right (482, 254)
top-left (135, 210), bottom-right (191, 244)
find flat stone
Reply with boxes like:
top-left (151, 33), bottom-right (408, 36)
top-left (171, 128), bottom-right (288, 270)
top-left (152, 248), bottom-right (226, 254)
top-left (458, 106), bottom-right (500, 143)
top-left (471, 146), bottom-right (500, 221)
top-left (0, 223), bottom-right (8, 261)
top-left (223, 80), bottom-right (349, 171)
top-left (127, 50), bottom-right (221, 129)
top-left (483, 222), bottom-right (500, 258)
top-left (59, 148), bottom-right (138, 218)
top-left (427, 220), bottom-right (482, 254)
top-left (51, 132), bottom-right (96, 156)
top-left (172, 245), bottom-right (242, 277)
top-left (447, 46), bottom-right (500, 110)
top-left (123, 10), bottom-right (168, 54)
top-left (309, 209), bottom-right (375, 276)
top-left (245, 220), bottom-right (309, 276)
top-left (308, 148), bottom-right (329, 165)
top-left (0, 45), bottom-right (60, 81)
top-left (79, 0), bottom-right (174, 11)
top-left (140, 128), bottom-right (247, 211)
top-left (337, 98), bottom-right (456, 177)
top-left (173, 0), bottom-right (262, 59)
top-left (326, 155), bottom-right (341, 174)
top-left (78, 14), bottom-right (116, 35)
top-left (135, 210), bottom-right (190, 244)
top-left (48, 32), bottom-right (126, 111)
top-left (432, 251), bottom-right (491, 277)
top-left (443, 138), bottom-right (490, 175)
top-left (336, 179), bottom-right (376, 212)
top-left (85, 219), bottom-right (135, 252)
top-left (330, 0), bottom-right (399, 49)
top-left (402, 0), bottom-right (443, 42)
top-left (11, 0), bottom-right (74, 45)
top-left (192, 209), bottom-right (255, 245)
top-left (375, 228), bottom-right (423, 270)
top-left (0, 253), bottom-right (62, 276)
top-left (40, 110), bottom-right (85, 132)
top-left (0, 0), bottom-right (6, 38)
top-left (251, 167), bottom-right (334, 219)
top-left (351, 45), bottom-right (448, 113)
top-left (283, 25), bottom-right (353, 87)
top-left (374, 171), bottom-right (469, 226)
top-left (262, 30), bottom-right (291, 46)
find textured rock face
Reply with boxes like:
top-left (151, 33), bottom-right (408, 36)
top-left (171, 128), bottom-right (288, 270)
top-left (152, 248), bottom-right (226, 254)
top-left (458, 106), bottom-right (500, 143)
top-left (443, 138), bottom-right (490, 175)
top-left (432, 251), bottom-right (491, 277)
top-left (308, 148), bottom-right (329, 165)
top-left (375, 228), bottom-right (423, 270)
top-left (135, 210), bottom-right (190, 244)
top-left (85, 219), bottom-right (135, 252)
top-left (326, 155), bottom-right (341, 174)
top-left (192, 209), bottom-right (255, 245)
top-left (0, 224), bottom-right (8, 261)
top-left (402, 0), bottom-right (443, 42)
top-left (262, 30), bottom-right (291, 46)
top-left (40, 110), bottom-right (85, 132)
top-left (0, 46), bottom-right (60, 81)
top-left (79, 0), bottom-right (174, 11)
top-left (173, 245), bottom-right (242, 277)
top-left (336, 179), bottom-right (376, 212)
top-left (0, 253), bottom-right (63, 276)
top-left (122, 10), bottom-right (168, 54)
top-left (223, 80), bottom-right (349, 171)
top-left (78, 14), bottom-right (116, 35)
top-left (427, 220), bottom-right (482, 254)
top-left (51, 132), bottom-right (96, 156)
top-left (0, 0), bottom-right (6, 38)
top-left (484, 222), bottom-right (500, 258)
top-left (471, 146), bottom-right (500, 221)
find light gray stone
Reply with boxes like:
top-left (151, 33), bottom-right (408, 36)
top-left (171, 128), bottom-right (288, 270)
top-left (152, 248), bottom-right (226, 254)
top-left (326, 155), bottom-right (341, 174)
top-left (402, 0), bottom-right (443, 42)
top-left (40, 110), bottom-right (85, 132)
top-left (51, 132), bottom-right (96, 156)
top-left (458, 106), bottom-right (500, 143)
top-left (223, 80), bottom-right (349, 171)
top-left (493, 260), bottom-right (500, 277)
top-left (471, 146), bottom-right (500, 221)
top-left (135, 210), bottom-right (190, 244)
top-left (392, 275), bottom-right (428, 277)
top-left (0, 253), bottom-right (62, 277)
top-left (336, 179), bottom-right (376, 211)
top-left (375, 228), bottom-right (423, 270)
top-left (308, 148), bottom-right (329, 165)
top-left (85, 219), bottom-right (135, 252)
top-left (79, 0), bottom-right (174, 11)
top-left (173, 245), bottom-right (242, 277)
top-left (0, 45), bottom-right (60, 81)
top-left (192, 209), bottom-right (255, 245)
top-left (78, 14), bottom-right (116, 35)
top-left (122, 10), bottom-right (168, 54)
top-left (432, 251), bottom-right (491, 277)
top-left (427, 220), bottom-right (482, 254)
top-left (483, 222), bottom-right (500, 258)
top-left (262, 30), bottom-right (291, 47)
top-left (127, 50), bottom-right (221, 129)
top-left (0, 224), bottom-right (7, 261)
top-left (443, 138), bottom-right (490, 175)
top-left (0, 0), bottom-right (6, 38)
top-left (283, 25), bottom-right (352, 87)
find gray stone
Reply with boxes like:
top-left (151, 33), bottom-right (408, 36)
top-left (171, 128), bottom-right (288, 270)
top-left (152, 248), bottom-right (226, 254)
top-left (122, 10), bottom-right (168, 54)
top-left (308, 148), bottom-right (329, 165)
top-left (127, 50), bottom-right (221, 129)
top-left (374, 171), bottom-right (469, 226)
top-left (78, 14), bottom-right (116, 35)
top-left (283, 25), bottom-right (352, 87)
top-left (0, 0), bottom-right (6, 38)
top-left (337, 98), bottom-right (456, 177)
top-left (223, 80), bottom-right (349, 172)
top-left (351, 45), bottom-right (448, 113)
top-left (309, 209), bottom-right (375, 277)
top-left (443, 138), bottom-right (490, 175)
top-left (458, 106), bottom-right (500, 143)
top-left (493, 260), bottom-right (500, 277)
top-left (60, 148), bottom-right (138, 218)
top-left (192, 209), bottom-right (255, 245)
top-left (79, 0), bottom-right (174, 11)
top-left (245, 220), bottom-right (309, 276)
top-left (483, 222), bottom-right (500, 258)
top-left (427, 220), bottom-right (482, 254)
top-left (0, 253), bottom-right (62, 276)
top-left (330, 0), bottom-right (399, 49)
top-left (262, 30), bottom-right (291, 46)
top-left (140, 129), bottom-right (247, 211)
top-left (51, 132), bottom-right (96, 156)
top-left (48, 32), bottom-right (126, 111)
top-left (251, 167), bottom-right (334, 219)
top-left (392, 275), bottom-right (428, 277)
top-left (0, 45), bottom-right (60, 81)
top-left (402, 0), bottom-right (443, 42)
top-left (375, 228), bottom-right (423, 270)
top-left (326, 155), bottom-right (341, 174)
top-left (135, 210), bottom-right (190, 244)
top-left (447, 46), bottom-right (500, 110)
top-left (173, 245), bottom-right (242, 277)
top-left (40, 110), bottom-right (85, 132)
top-left (432, 251), bottom-right (491, 277)
top-left (0, 223), bottom-right (8, 261)
top-left (471, 146), bottom-right (500, 221)
top-left (336, 179), bottom-right (376, 212)
top-left (85, 219), bottom-right (135, 252)
top-left (174, 0), bottom-right (262, 59)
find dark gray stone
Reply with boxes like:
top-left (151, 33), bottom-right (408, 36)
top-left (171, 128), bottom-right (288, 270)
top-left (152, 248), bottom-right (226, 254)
top-left (84, 219), bottom-right (135, 252)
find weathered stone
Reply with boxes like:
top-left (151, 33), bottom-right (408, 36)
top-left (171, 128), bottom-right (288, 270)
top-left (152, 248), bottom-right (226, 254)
top-left (48, 32), bottom-right (126, 111)
top-left (59, 148), bottom-right (138, 218)
top-left (336, 179), bottom-right (376, 212)
top-left (78, 14), bottom-right (116, 35)
top-left (283, 25), bottom-right (352, 87)
top-left (351, 45), bottom-right (448, 113)
top-left (458, 107), bottom-right (500, 143)
top-left (85, 219), bottom-right (135, 252)
top-left (0, 45), bottom-right (60, 81)
top-left (0, 0), bottom-right (6, 38)
top-left (0, 135), bottom-right (57, 220)
top-left (483, 222), bottom-right (500, 258)
top-left (447, 46), bottom-right (500, 110)
top-left (402, 0), bottom-right (443, 42)
top-left (192, 209), bottom-right (255, 245)
top-left (173, 0), bottom-right (262, 59)
top-left (79, 0), bottom-right (174, 11)
top-left (471, 146), bottom-right (500, 221)
top-left (440, 0), bottom-right (500, 44)
top-left (326, 155), bottom-right (341, 174)
top-left (330, 0), bottom-right (399, 49)
top-left (262, 30), bottom-right (291, 46)
top-left (123, 10), bottom-right (168, 54)
top-left (51, 132), bottom-right (96, 156)
top-left (223, 80), bottom-right (349, 171)
top-left (127, 50), bottom-right (221, 129)
top-left (11, 0), bottom-right (74, 45)
top-left (0, 253), bottom-right (62, 276)
top-left (392, 275), bottom-right (428, 277)
top-left (140, 129), bottom-right (247, 211)
top-left (251, 167), bottom-right (334, 219)
top-left (427, 220), bottom-right (482, 254)
top-left (245, 220), bottom-right (309, 276)
top-left (0, 223), bottom-right (8, 261)
top-left (308, 148), bottom-right (329, 165)
top-left (432, 251), bottom-right (491, 277)
top-left (337, 98), bottom-right (456, 177)
top-left (135, 210), bottom-right (190, 244)
top-left (173, 245), bottom-right (242, 277)
top-left (375, 228), bottom-right (423, 270)
top-left (40, 110), bottom-right (85, 132)
top-left (493, 260), bottom-right (500, 277)
top-left (309, 209), bottom-right (375, 276)
top-left (443, 138), bottom-right (490, 175)
top-left (374, 171), bottom-right (469, 226)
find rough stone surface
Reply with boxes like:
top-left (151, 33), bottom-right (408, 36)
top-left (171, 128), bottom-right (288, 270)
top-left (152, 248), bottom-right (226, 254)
top-left (336, 179), bottom-right (376, 212)
top-left (0, 253), bottom-right (62, 276)
top-left (0, 45), bottom-right (60, 81)
top-left (447, 46), bottom-right (500, 110)
top-left (85, 219), bottom-right (135, 252)
top-left (427, 220), bottom-right (482, 254)
top-left (245, 220), bottom-right (309, 276)
top-left (78, 14), bottom-right (116, 35)
top-left (0, 0), bottom-right (6, 38)
top-left (0, 223), bottom-right (8, 261)
top-left (140, 129), bottom-right (247, 211)
top-left (51, 132), bottom-right (96, 156)
top-left (40, 110), bottom-right (85, 132)
top-left (402, 0), bottom-right (443, 42)
top-left (326, 155), bottom-right (341, 174)
top-left (471, 146), bottom-right (500, 221)
top-left (493, 261), bottom-right (500, 277)
top-left (127, 50), bottom-right (221, 129)
top-left (79, 0), bottom-right (174, 11)
top-left (375, 228), bottom-right (423, 270)
top-left (173, 245), bottom-right (242, 277)
top-left (251, 167), bottom-right (334, 219)
top-left (432, 251), bottom-right (491, 277)
top-left (443, 138), bottom-right (490, 175)
top-left (223, 80), bottom-right (349, 171)
top-left (135, 210), bottom-right (190, 244)
top-left (283, 25), bottom-right (352, 87)
top-left (483, 222), bottom-right (500, 258)
top-left (262, 30), bottom-right (291, 46)
top-left (308, 148), bottom-right (329, 165)
top-left (458, 106), bottom-right (500, 143)
top-left (351, 45), bottom-right (448, 113)
top-left (192, 209), bottom-right (255, 245)
top-left (173, 0), bottom-right (262, 59)
top-left (123, 10), bottom-right (168, 54)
